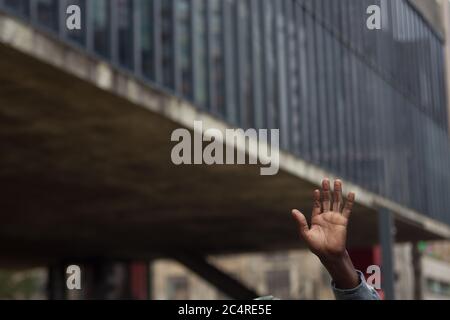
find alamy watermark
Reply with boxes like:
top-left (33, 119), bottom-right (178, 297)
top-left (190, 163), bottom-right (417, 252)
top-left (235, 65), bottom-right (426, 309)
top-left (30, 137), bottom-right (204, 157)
top-left (367, 4), bottom-right (382, 30)
top-left (65, 3), bottom-right (382, 31)
top-left (366, 264), bottom-right (381, 290)
top-left (170, 121), bottom-right (280, 176)
top-left (66, 5), bottom-right (81, 30)
top-left (66, 265), bottom-right (81, 290)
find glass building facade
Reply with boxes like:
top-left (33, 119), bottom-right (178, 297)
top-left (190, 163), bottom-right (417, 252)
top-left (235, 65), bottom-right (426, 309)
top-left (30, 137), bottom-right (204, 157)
top-left (1, 0), bottom-right (450, 225)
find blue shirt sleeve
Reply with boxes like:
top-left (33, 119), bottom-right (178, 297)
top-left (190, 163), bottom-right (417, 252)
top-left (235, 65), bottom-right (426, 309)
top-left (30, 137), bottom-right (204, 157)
top-left (332, 270), bottom-right (381, 300)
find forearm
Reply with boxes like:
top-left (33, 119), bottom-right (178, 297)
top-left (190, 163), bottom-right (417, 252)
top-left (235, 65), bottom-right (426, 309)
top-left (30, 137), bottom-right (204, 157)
top-left (319, 251), bottom-right (380, 300)
top-left (319, 250), bottom-right (359, 289)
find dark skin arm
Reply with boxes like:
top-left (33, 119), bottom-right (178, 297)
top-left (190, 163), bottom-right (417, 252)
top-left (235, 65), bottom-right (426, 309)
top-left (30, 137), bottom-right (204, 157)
top-left (291, 178), bottom-right (359, 289)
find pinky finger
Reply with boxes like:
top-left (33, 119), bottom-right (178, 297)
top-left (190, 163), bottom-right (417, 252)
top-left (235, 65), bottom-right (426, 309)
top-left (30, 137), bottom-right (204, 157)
top-left (342, 192), bottom-right (355, 219)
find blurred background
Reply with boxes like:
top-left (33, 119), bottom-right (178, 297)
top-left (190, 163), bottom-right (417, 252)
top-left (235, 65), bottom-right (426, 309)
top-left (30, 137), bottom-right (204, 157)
top-left (0, 0), bottom-right (450, 300)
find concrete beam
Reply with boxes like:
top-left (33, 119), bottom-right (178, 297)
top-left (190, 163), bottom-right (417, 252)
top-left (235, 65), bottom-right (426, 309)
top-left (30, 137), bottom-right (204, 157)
top-left (0, 12), bottom-right (448, 266)
top-left (408, 0), bottom-right (445, 40)
top-left (175, 253), bottom-right (258, 300)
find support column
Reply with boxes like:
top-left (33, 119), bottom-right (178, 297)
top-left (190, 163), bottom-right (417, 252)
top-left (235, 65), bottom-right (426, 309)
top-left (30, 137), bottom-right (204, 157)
top-left (378, 207), bottom-right (396, 300)
top-left (412, 242), bottom-right (423, 300)
top-left (47, 263), bottom-right (66, 300)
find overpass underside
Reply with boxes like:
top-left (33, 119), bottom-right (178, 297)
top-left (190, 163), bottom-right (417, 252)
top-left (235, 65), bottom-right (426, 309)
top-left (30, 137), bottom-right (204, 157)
top-left (0, 36), bottom-right (447, 268)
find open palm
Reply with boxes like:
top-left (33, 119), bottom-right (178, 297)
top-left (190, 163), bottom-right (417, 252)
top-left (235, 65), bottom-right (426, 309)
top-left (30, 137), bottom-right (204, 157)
top-left (292, 179), bottom-right (355, 260)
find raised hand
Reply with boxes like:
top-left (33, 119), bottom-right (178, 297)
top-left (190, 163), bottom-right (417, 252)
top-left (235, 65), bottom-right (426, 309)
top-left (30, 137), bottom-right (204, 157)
top-left (291, 178), bottom-right (359, 289)
top-left (291, 179), bottom-right (354, 259)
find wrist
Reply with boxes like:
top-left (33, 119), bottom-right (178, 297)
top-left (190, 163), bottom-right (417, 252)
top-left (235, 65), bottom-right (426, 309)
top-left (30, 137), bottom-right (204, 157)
top-left (318, 250), bottom-right (349, 266)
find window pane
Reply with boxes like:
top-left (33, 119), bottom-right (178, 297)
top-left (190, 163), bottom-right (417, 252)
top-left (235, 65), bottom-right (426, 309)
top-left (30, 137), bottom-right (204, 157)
top-left (262, 0), bottom-right (276, 130)
top-left (210, 0), bottom-right (225, 114)
top-left (140, 0), bottom-right (155, 80)
top-left (36, 0), bottom-right (58, 31)
top-left (193, 0), bottom-right (207, 106)
top-left (4, 0), bottom-right (30, 17)
top-left (117, 0), bottom-right (134, 69)
top-left (92, 0), bottom-right (110, 58)
top-left (161, 0), bottom-right (175, 88)
top-left (177, 0), bottom-right (193, 98)
top-left (236, 0), bottom-right (252, 127)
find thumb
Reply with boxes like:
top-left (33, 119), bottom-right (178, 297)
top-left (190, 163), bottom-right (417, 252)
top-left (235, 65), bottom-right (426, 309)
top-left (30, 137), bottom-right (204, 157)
top-left (291, 209), bottom-right (310, 241)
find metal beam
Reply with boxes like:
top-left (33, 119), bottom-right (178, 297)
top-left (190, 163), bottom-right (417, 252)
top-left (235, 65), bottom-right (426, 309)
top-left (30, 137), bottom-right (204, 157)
top-left (250, 0), bottom-right (263, 129)
top-left (86, 0), bottom-right (94, 52)
top-left (175, 253), bottom-right (258, 300)
top-left (58, 0), bottom-right (67, 39)
top-left (110, 0), bottom-right (119, 65)
top-left (172, 0), bottom-right (180, 93)
top-left (222, 0), bottom-right (237, 123)
top-left (153, 0), bottom-right (162, 83)
top-left (133, 0), bottom-right (142, 77)
top-left (205, 0), bottom-right (214, 113)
